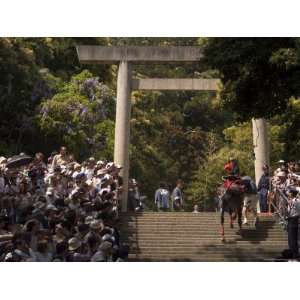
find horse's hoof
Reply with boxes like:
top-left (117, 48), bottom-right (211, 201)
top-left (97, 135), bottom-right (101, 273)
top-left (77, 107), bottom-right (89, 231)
top-left (230, 223), bottom-right (234, 229)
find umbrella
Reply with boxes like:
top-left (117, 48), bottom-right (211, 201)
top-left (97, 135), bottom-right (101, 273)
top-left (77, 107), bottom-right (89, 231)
top-left (6, 154), bottom-right (33, 169)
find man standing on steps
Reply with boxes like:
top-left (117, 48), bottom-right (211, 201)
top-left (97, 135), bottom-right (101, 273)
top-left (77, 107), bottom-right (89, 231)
top-left (172, 179), bottom-right (184, 211)
top-left (257, 165), bottom-right (270, 213)
top-left (154, 182), bottom-right (170, 211)
top-left (241, 174), bottom-right (258, 226)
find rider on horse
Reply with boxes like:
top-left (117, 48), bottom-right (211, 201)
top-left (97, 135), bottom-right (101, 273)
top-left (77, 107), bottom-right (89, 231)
top-left (223, 157), bottom-right (244, 193)
top-left (219, 157), bottom-right (244, 241)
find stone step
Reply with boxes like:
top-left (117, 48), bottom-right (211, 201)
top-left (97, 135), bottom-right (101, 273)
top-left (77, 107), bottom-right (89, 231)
top-left (122, 212), bottom-right (272, 216)
top-left (121, 218), bottom-right (274, 222)
top-left (127, 251), bottom-right (281, 255)
top-left (130, 251), bottom-right (281, 260)
top-left (119, 212), bottom-right (286, 261)
top-left (120, 221), bottom-right (276, 225)
top-left (122, 239), bottom-right (287, 244)
top-left (121, 217), bottom-right (273, 221)
top-left (121, 226), bottom-right (283, 231)
top-left (121, 213), bottom-right (274, 217)
top-left (121, 231), bottom-right (286, 237)
top-left (127, 255), bottom-right (278, 262)
top-left (129, 247), bottom-right (285, 252)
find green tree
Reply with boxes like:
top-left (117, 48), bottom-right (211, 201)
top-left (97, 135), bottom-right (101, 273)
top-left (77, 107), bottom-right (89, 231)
top-left (186, 121), bottom-right (285, 210)
top-left (37, 70), bottom-right (115, 160)
top-left (204, 38), bottom-right (300, 120)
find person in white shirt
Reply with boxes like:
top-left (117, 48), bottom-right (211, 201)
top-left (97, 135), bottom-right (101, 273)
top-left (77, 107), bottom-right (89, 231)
top-left (192, 204), bottom-right (199, 213)
top-left (286, 188), bottom-right (300, 260)
top-left (84, 157), bottom-right (96, 180)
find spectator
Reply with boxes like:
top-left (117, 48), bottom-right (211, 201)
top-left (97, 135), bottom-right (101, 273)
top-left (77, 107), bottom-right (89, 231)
top-left (51, 146), bottom-right (69, 170)
top-left (257, 165), bottom-right (270, 213)
top-left (128, 179), bottom-right (143, 211)
top-left (192, 204), bottom-right (199, 213)
top-left (91, 240), bottom-right (113, 262)
top-left (241, 174), bottom-right (258, 225)
top-left (172, 179), bottom-right (184, 211)
top-left (154, 182), bottom-right (170, 211)
top-left (30, 239), bottom-right (53, 262)
top-left (274, 160), bottom-right (286, 176)
top-left (286, 187), bottom-right (300, 260)
top-left (0, 146), bottom-right (134, 262)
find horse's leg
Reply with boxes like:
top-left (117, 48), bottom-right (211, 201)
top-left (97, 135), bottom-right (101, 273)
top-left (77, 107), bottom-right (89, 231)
top-left (229, 209), bottom-right (234, 228)
top-left (231, 210), bottom-right (237, 221)
top-left (237, 208), bottom-right (242, 234)
top-left (220, 208), bottom-right (225, 242)
top-left (242, 195), bottom-right (248, 225)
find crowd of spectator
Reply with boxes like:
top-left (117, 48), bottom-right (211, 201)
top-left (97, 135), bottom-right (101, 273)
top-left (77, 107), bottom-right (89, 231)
top-left (258, 160), bottom-right (300, 260)
top-left (257, 160), bottom-right (300, 212)
top-left (0, 146), bottom-right (130, 262)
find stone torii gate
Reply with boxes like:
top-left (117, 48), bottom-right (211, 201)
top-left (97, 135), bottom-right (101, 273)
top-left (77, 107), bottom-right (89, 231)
top-left (76, 46), bottom-right (269, 212)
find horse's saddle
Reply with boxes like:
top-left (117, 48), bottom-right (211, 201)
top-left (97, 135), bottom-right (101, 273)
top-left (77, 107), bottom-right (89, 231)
top-left (224, 180), bottom-right (244, 194)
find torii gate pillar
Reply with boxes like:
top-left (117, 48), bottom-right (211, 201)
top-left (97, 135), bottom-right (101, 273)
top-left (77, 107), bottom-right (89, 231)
top-left (76, 46), bottom-right (203, 212)
top-left (252, 118), bottom-right (270, 213)
top-left (115, 61), bottom-right (132, 212)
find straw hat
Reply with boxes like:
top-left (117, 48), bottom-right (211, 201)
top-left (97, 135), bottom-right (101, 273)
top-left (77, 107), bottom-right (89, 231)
top-left (0, 156), bottom-right (7, 164)
top-left (84, 216), bottom-right (94, 225)
top-left (96, 160), bottom-right (105, 166)
top-left (90, 219), bottom-right (104, 230)
top-left (68, 237), bottom-right (82, 251)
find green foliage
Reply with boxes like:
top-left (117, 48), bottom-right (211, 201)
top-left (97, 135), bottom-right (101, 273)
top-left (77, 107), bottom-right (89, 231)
top-left (37, 70), bottom-right (115, 160)
top-left (186, 120), bottom-right (285, 210)
top-left (203, 38), bottom-right (300, 120)
top-left (2, 37), bottom-right (300, 210)
top-left (271, 97), bottom-right (300, 160)
top-left (186, 147), bottom-right (254, 211)
top-left (186, 122), bottom-right (254, 210)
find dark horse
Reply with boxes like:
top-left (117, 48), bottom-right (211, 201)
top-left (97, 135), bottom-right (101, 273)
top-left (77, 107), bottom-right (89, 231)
top-left (219, 184), bottom-right (244, 242)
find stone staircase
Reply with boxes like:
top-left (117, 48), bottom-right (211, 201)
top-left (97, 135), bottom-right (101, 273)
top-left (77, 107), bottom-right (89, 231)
top-left (118, 212), bottom-right (288, 261)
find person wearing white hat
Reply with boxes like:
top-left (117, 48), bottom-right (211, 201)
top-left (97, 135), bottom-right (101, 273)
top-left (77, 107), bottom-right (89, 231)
top-left (274, 160), bottom-right (286, 177)
top-left (272, 171), bottom-right (288, 192)
top-left (90, 219), bottom-right (104, 231)
top-left (96, 160), bottom-right (105, 167)
top-left (0, 157), bottom-right (7, 173)
top-left (72, 163), bottom-right (82, 179)
top-left (66, 237), bottom-right (90, 262)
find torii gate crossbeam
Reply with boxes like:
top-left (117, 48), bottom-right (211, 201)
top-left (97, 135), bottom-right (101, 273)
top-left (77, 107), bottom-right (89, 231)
top-left (76, 46), bottom-right (269, 212)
